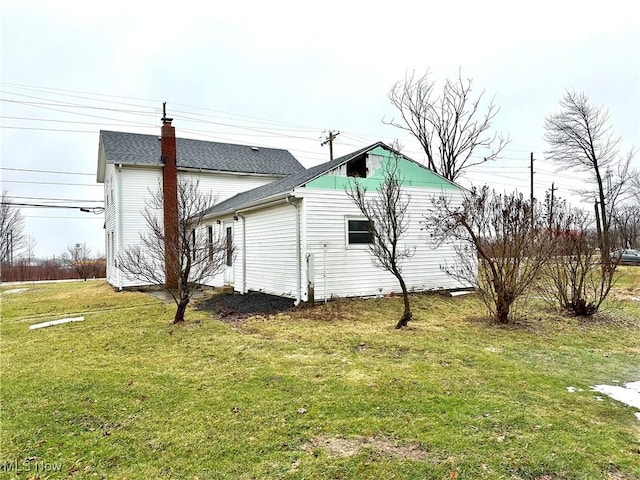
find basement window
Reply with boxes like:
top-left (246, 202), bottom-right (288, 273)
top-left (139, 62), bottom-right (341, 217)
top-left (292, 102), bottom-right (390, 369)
top-left (346, 154), bottom-right (367, 178)
top-left (347, 218), bottom-right (374, 245)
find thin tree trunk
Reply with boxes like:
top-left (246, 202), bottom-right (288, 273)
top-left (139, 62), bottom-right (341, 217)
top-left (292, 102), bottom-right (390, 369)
top-left (174, 297), bottom-right (189, 324)
top-left (395, 274), bottom-right (412, 329)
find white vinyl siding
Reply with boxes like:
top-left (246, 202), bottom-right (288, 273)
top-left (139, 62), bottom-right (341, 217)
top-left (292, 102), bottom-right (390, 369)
top-left (117, 167), bottom-right (163, 288)
top-left (243, 203), bottom-right (298, 299)
top-left (181, 171), bottom-right (281, 204)
top-left (103, 163), bottom-right (118, 285)
top-left (302, 188), bottom-right (469, 300)
top-left (104, 166), bottom-right (281, 288)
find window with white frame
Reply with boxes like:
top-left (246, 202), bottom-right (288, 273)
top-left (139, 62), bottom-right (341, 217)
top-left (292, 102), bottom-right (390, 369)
top-left (346, 218), bottom-right (374, 245)
top-left (207, 226), bottom-right (214, 261)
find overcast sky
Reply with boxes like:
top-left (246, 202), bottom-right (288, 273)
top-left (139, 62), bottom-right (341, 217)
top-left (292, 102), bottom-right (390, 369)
top-left (1, 0), bottom-right (639, 258)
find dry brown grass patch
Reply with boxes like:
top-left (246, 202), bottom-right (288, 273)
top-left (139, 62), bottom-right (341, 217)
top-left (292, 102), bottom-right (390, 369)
top-left (302, 435), bottom-right (429, 461)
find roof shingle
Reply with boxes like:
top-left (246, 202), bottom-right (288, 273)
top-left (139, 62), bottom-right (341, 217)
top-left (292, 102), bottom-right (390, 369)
top-left (99, 130), bottom-right (304, 175)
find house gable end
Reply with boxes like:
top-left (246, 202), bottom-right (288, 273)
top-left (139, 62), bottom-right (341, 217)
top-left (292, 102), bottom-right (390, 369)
top-left (304, 145), bottom-right (460, 191)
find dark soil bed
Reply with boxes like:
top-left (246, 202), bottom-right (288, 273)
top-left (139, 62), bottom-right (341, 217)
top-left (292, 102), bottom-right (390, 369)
top-left (196, 291), bottom-right (295, 319)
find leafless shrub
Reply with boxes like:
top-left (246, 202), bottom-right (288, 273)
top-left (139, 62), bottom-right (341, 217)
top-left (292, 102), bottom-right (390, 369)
top-left (538, 197), bottom-right (619, 316)
top-left (425, 186), bottom-right (554, 324)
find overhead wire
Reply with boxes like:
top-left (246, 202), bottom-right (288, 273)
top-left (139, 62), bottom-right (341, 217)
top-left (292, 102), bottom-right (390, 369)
top-left (1, 81), bottom-right (629, 198)
top-left (1, 167), bottom-right (94, 176)
top-left (10, 195), bottom-right (103, 203)
top-left (1, 180), bottom-right (101, 187)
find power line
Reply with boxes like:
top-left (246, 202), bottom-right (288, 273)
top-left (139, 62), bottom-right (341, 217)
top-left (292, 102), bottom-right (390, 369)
top-left (11, 196), bottom-right (103, 203)
top-left (1, 81), bottom-right (162, 107)
top-left (23, 215), bottom-right (104, 219)
top-left (1, 180), bottom-right (99, 187)
top-left (0, 115), bottom-right (157, 129)
top-left (0, 126), bottom-right (97, 133)
top-left (0, 91), bottom-right (154, 114)
top-left (1, 167), bottom-right (94, 176)
top-left (2, 202), bottom-right (104, 213)
top-left (0, 99), bottom-right (155, 126)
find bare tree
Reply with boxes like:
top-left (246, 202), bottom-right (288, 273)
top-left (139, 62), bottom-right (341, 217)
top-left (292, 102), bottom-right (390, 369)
top-left (386, 69), bottom-right (509, 182)
top-left (346, 154), bottom-right (415, 329)
top-left (612, 203), bottom-right (640, 249)
top-left (66, 243), bottom-right (95, 281)
top-left (0, 191), bottom-right (25, 263)
top-left (24, 234), bottom-right (37, 264)
top-left (425, 186), bottom-right (554, 324)
top-left (118, 178), bottom-right (227, 323)
top-left (544, 91), bottom-right (636, 266)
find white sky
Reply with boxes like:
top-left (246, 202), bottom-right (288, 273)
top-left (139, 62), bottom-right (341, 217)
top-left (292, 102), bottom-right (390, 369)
top-left (1, 0), bottom-right (639, 258)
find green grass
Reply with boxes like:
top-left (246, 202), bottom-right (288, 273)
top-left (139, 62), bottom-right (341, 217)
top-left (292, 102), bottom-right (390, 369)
top-left (1, 275), bottom-right (639, 479)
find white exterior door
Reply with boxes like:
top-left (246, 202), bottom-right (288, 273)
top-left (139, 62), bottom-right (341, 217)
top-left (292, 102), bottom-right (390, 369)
top-left (223, 222), bottom-right (234, 285)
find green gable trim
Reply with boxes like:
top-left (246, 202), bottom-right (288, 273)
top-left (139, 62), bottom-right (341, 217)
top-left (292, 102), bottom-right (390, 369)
top-left (305, 146), bottom-right (459, 191)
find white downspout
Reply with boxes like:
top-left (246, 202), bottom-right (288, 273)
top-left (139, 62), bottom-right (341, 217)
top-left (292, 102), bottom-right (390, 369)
top-left (323, 242), bottom-right (327, 303)
top-left (116, 164), bottom-right (124, 290)
top-left (286, 197), bottom-right (302, 305)
top-left (236, 212), bottom-right (247, 294)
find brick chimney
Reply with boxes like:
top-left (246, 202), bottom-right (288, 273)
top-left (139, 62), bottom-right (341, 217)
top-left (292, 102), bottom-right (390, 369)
top-left (161, 108), bottom-right (179, 290)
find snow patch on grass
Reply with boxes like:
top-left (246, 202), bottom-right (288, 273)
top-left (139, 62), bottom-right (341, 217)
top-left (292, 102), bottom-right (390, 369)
top-left (592, 381), bottom-right (640, 420)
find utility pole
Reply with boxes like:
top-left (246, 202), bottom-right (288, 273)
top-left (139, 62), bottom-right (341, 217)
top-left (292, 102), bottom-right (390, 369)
top-left (321, 130), bottom-right (340, 161)
top-left (549, 182), bottom-right (557, 228)
top-left (530, 152), bottom-right (535, 227)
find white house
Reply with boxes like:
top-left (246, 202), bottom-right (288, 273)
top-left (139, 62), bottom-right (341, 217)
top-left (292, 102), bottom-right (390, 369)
top-left (199, 142), bottom-right (470, 303)
top-left (96, 118), bottom-right (304, 289)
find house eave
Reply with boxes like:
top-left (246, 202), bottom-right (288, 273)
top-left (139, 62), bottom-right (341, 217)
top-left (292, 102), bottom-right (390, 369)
top-left (203, 191), bottom-right (299, 220)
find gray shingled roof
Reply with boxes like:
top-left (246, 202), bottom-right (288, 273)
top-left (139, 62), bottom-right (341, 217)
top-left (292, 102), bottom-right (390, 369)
top-left (99, 130), bottom-right (304, 175)
top-left (203, 142), bottom-right (386, 217)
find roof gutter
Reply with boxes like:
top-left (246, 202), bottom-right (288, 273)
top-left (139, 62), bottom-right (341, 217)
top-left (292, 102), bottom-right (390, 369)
top-left (204, 192), bottom-right (295, 221)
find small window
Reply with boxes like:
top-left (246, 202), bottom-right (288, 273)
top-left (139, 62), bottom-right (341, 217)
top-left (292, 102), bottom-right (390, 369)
top-left (226, 226), bottom-right (233, 266)
top-left (191, 229), bottom-right (196, 260)
top-left (207, 226), bottom-right (214, 261)
top-left (346, 155), bottom-right (367, 178)
top-left (348, 219), bottom-right (374, 244)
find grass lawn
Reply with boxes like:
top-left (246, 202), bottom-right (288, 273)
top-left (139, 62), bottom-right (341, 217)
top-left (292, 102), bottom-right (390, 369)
top-left (1, 270), bottom-right (639, 479)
